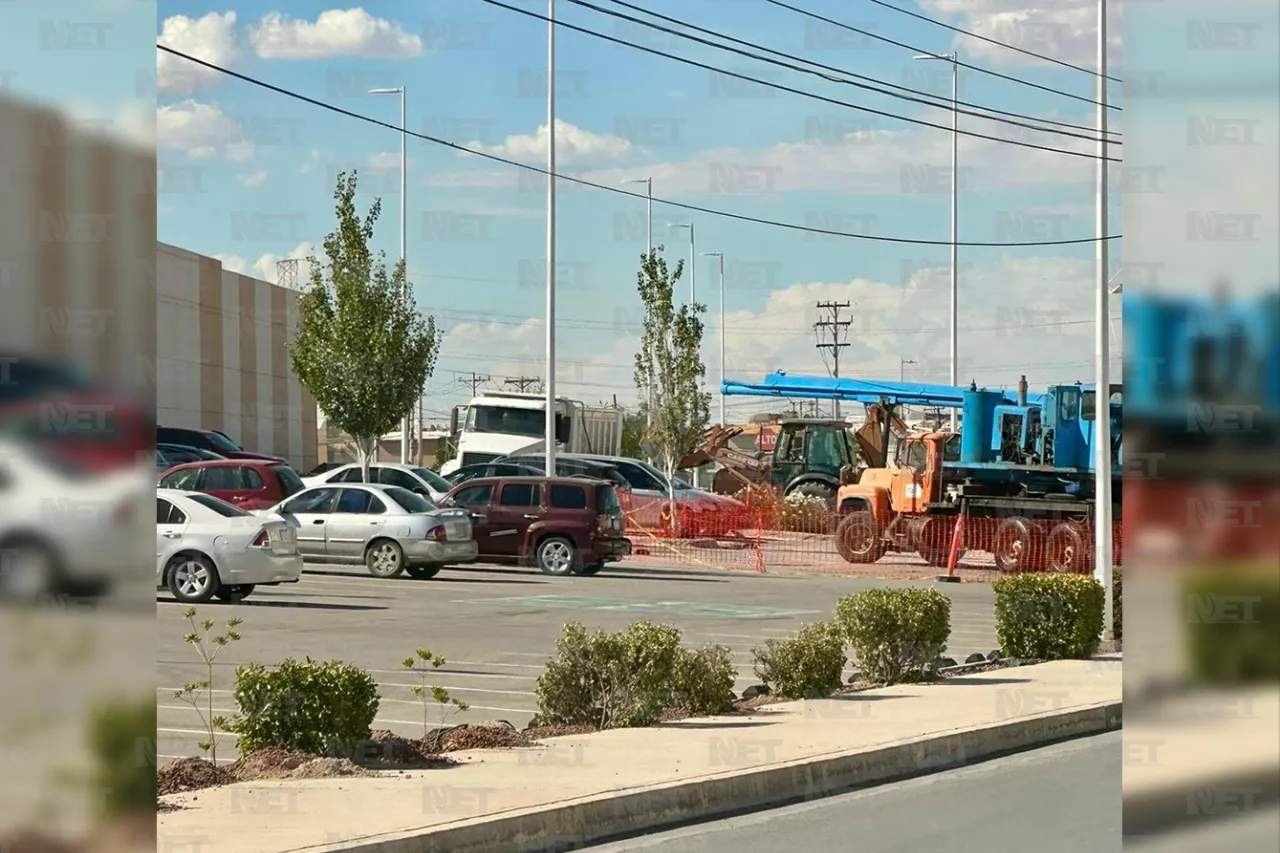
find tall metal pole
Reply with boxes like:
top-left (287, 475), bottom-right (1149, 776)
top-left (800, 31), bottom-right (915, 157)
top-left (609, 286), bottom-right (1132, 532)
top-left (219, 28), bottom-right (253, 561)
top-left (399, 86), bottom-right (409, 464)
top-left (701, 252), bottom-right (726, 424)
top-left (645, 178), bottom-right (652, 256)
top-left (689, 223), bottom-right (696, 305)
top-left (948, 54), bottom-right (959, 434)
top-left (1093, 0), bottom-right (1114, 637)
top-left (544, 0), bottom-right (558, 475)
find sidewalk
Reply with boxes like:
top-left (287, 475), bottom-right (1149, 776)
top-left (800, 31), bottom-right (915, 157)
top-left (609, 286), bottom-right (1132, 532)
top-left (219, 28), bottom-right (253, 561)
top-left (158, 658), bottom-right (1121, 853)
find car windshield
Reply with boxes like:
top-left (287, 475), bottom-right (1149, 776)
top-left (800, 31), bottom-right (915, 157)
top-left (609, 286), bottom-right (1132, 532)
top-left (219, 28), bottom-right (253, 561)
top-left (465, 405), bottom-right (544, 437)
top-left (412, 467), bottom-right (451, 492)
top-left (203, 431), bottom-right (242, 454)
top-left (386, 486), bottom-right (435, 513)
top-left (188, 493), bottom-right (250, 517)
top-left (273, 465), bottom-right (305, 495)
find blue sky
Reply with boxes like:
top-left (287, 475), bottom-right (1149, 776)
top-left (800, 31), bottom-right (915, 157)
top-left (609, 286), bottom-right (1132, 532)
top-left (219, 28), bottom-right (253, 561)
top-left (5, 1), bottom-right (1275, 417)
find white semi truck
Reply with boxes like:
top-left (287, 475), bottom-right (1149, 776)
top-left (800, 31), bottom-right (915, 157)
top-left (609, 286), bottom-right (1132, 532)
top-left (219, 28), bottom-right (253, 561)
top-left (441, 391), bottom-right (624, 476)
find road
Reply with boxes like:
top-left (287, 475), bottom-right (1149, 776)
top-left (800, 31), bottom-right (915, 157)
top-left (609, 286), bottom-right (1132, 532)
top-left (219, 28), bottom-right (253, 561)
top-left (156, 558), bottom-right (999, 764)
top-left (579, 732), bottom-right (1123, 853)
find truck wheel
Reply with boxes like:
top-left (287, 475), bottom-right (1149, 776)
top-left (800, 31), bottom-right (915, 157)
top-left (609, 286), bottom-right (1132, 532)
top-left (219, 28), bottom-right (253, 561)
top-left (1047, 523), bottom-right (1092, 573)
top-left (994, 517), bottom-right (1043, 574)
top-left (835, 511), bottom-right (887, 564)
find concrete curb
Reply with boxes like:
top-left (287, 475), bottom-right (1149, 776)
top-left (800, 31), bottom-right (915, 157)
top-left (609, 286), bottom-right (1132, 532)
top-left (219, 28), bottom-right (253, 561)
top-left (1123, 763), bottom-right (1280, 836)
top-left (315, 701), bottom-right (1122, 853)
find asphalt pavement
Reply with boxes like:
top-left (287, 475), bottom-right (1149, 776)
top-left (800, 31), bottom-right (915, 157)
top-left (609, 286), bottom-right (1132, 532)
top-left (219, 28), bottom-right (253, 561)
top-left (155, 558), bottom-right (999, 764)
top-left (577, 731), bottom-right (1123, 853)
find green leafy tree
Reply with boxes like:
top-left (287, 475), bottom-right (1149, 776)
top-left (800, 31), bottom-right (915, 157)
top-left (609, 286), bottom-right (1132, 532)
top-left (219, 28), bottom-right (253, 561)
top-left (619, 411), bottom-right (646, 459)
top-left (289, 171), bottom-right (442, 481)
top-left (633, 247), bottom-right (710, 530)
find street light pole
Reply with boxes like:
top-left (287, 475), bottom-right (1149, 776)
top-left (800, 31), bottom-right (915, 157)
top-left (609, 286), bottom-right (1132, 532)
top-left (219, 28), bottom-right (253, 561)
top-left (544, 0), bottom-right (558, 475)
top-left (913, 52), bottom-right (959, 431)
top-left (900, 357), bottom-right (917, 420)
top-left (623, 177), bottom-right (654, 427)
top-left (701, 251), bottom-right (725, 425)
top-left (671, 223), bottom-right (694, 305)
top-left (369, 85), bottom-right (409, 463)
top-left (1093, 0), bottom-right (1114, 638)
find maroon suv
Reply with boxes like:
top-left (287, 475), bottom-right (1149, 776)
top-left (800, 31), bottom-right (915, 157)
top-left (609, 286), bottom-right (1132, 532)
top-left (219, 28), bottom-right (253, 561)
top-left (440, 476), bottom-right (631, 576)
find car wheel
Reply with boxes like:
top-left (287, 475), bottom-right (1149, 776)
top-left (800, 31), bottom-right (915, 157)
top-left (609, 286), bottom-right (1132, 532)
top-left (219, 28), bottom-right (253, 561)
top-left (365, 539), bottom-right (406, 578)
top-left (167, 554), bottom-right (220, 603)
top-left (0, 538), bottom-right (61, 602)
top-left (405, 564), bottom-right (441, 580)
top-left (577, 562), bottom-right (603, 576)
top-left (536, 536), bottom-right (578, 576)
top-left (214, 584), bottom-right (255, 603)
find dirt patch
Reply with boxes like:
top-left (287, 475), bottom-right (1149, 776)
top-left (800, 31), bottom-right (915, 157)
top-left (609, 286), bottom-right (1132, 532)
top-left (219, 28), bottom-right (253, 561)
top-left (733, 693), bottom-right (785, 711)
top-left (658, 707), bottom-right (690, 723)
top-left (440, 723), bottom-right (537, 751)
top-left (0, 830), bottom-right (78, 853)
top-left (225, 747), bottom-right (312, 782)
top-left (285, 757), bottom-right (378, 779)
top-left (523, 723), bottom-right (597, 739)
top-left (361, 730), bottom-right (457, 769)
top-left (156, 756), bottom-right (233, 796)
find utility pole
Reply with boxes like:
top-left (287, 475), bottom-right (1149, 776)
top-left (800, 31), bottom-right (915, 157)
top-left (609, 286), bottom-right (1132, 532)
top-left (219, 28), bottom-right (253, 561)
top-left (457, 372), bottom-right (491, 395)
top-left (504, 376), bottom-right (542, 392)
top-left (814, 301), bottom-right (852, 419)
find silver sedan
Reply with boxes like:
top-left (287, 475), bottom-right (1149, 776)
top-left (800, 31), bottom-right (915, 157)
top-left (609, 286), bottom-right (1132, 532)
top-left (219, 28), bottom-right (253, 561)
top-left (263, 483), bottom-right (478, 579)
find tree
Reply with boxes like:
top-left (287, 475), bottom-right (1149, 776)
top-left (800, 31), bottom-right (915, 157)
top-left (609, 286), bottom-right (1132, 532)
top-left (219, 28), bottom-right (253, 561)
top-left (633, 247), bottom-right (710, 532)
top-left (289, 171), bottom-right (441, 481)
top-left (619, 410), bottom-right (646, 459)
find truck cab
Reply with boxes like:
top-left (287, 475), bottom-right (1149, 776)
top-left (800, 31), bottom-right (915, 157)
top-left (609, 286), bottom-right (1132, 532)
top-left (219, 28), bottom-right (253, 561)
top-left (768, 419), bottom-right (858, 504)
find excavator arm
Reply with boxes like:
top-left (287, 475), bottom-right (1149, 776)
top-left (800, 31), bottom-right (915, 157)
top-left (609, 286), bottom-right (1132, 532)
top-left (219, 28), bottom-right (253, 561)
top-left (853, 403), bottom-right (911, 468)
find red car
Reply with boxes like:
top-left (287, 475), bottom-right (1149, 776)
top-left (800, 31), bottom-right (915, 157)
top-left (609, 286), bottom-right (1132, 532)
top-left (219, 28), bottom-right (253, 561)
top-left (0, 391), bottom-right (152, 473)
top-left (157, 459), bottom-right (305, 510)
top-left (157, 425), bottom-right (286, 463)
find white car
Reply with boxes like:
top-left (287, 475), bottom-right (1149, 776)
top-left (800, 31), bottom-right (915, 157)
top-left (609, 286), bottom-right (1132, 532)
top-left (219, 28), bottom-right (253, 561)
top-left (301, 462), bottom-right (452, 502)
top-left (0, 440), bottom-right (151, 601)
top-left (156, 488), bottom-right (303, 604)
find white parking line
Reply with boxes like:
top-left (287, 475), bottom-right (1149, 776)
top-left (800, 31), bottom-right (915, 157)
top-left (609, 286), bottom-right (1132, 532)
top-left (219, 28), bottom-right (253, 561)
top-left (157, 666), bottom-right (538, 681)
top-left (160, 727), bottom-right (238, 737)
top-left (158, 681), bottom-right (536, 698)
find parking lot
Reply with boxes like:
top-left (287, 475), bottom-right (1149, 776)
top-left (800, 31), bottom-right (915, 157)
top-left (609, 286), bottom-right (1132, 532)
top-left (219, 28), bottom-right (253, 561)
top-left (156, 560), bottom-right (1000, 764)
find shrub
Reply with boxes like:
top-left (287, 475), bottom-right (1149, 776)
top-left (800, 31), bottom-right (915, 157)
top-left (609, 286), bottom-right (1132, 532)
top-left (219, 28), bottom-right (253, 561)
top-left (780, 491), bottom-right (832, 533)
top-left (751, 621), bottom-right (846, 699)
top-left (172, 608), bottom-right (242, 764)
top-left (1112, 566), bottom-right (1122, 641)
top-left (670, 644), bottom-right (737, 715)
top-left (225, 658), bottom-right (380, 757)
top-left (535, 621), bottom-right (685, 729)
top-left (1183, 566), bottom-right (1279, 685)
top-left (403, 648), bottom-right (469, 739)
top-left (993, 573), bottom-right (1104, 660)
top-left (835, 587), bottom-right (952, 684)
top-left (84, 695), bottom-right (157, 817)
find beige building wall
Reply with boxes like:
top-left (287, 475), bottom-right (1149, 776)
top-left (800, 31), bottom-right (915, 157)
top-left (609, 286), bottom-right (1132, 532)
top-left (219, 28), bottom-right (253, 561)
top-left (157, 243), bottom-right (318, 472)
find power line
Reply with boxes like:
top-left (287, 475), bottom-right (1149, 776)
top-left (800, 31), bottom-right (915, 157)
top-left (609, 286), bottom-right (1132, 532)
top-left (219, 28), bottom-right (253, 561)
top-left (583, 0), bottom-right (1118, 144)
top-left (813, 301), bottom-right (853, 418)
top-left (456, 372), bottom-right (492, 395)
top-left (480, 0), bottom-right (1120, 162)
top-left (503, 376), bottom-right (544, 392)
top-left (759, 0), bottom-right (1120, 112)
top-left (861, 0), bottom-right (1122, 83)
top-left (157, 46), bottom-right (1122, 248)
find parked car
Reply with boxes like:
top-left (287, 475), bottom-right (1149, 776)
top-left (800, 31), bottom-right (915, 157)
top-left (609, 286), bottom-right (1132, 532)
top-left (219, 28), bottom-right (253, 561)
top-left (156, 426), bottom-right (286, 463)
top-left (576, 454), bottom-right (745, 532)
top-left (303, 461), bottom-right (345, 478)
top-left (302, 462), bottom-right (453, 502)
top-left (0, 390), bottom-right (154, 473)
top-left (156, 488), bottom-right (303, 604)
top-left (439, 476), bottom-right (630, 576)
top-left (444, 461), bottom-right (546, 486)
top-left (0, 438), bottom-right (151, 601)
top-left (157, 459), bottom-right (305, 509)
top-left (263, 483), bottom-right (477, 579)
top-left (496, 453), bottom-right (637, 516)
top-left (158, 443), bottom-right (226, 465)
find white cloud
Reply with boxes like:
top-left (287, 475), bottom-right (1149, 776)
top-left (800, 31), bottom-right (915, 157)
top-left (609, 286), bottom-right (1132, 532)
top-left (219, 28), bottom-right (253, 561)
top-left (156, 100), bottom-right (253, 161)
top-left (157, 12), bottom-right (240, 95)
top-left (432, 256), bottom-right (1123, 411)
top-left (300, 148), bottom-right (323, 174)
top-left (917, 0), bottom-right (1122, 69)
top-left (368, 152), bottom-right (414, 170)
top-left (248, 8), bottom-right (424, 59)
top-left (433, 121), bottom-right (1099, 196)
top-left (239, 170), bottom-right (268, 187)
top-left (462, 120), bottom-right (632, 164)
top-left (215, 241), bottom-right (317, 285)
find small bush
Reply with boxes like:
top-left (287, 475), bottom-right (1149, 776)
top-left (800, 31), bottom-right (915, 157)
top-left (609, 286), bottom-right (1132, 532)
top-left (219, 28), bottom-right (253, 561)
top-left (993, 573), bottom-right (1104, 660)
top-left (226, 658), bottom-right (380, 757)
top-left (835, 587), bottom-right (952, 684)
top-left (84, 695), bottom-right (157, 817)
top-left (780, 491), bottom-right (832, 533)
top-left (670, 645), bottom-right (737, 715)
top-left (1112, 566), bottom-right (1122, 641)
top-left (751, 621), bottom-right (846, 699)
top-left (535, 621), bottom-right (685, 729)
top-left (1183, 566), bottom-right (1279, 686)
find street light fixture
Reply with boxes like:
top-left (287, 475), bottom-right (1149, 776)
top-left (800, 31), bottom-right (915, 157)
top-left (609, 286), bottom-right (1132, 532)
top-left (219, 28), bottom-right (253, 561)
top-left (701, 251), bottom-right (726, 425)
top-left (913, 51), bottom-right (959, 433)
top-left (669, 223), bottom-right (694, 305)
top-left (368, 85), bottom-right (409, 464)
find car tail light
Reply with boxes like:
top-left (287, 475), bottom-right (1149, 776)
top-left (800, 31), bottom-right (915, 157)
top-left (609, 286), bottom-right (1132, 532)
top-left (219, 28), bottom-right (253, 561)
top-left (429, 525), bottom-right (447, 542)
top-left (251, 529), bottom-right (270, 548)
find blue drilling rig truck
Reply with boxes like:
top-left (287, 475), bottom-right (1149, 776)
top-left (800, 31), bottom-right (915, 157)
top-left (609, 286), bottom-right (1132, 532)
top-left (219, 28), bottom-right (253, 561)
top-left (720, 372), bottom-right (1122, 572)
